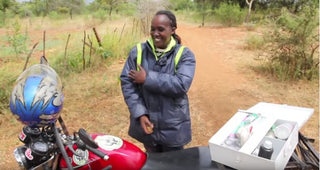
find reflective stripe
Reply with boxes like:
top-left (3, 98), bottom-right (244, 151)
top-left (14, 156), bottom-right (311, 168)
top-left (136, 43), bottom-right (142, 71)
top-left (136, 43), bottom-right (185, 72)
top-left (175, 46), bottom-right (185, 72)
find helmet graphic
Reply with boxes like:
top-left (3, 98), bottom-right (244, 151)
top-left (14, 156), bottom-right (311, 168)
top-left (10, 64), bottom-right (63, 127)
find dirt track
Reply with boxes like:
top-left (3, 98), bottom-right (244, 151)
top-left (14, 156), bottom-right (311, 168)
top-left (179, 25), bottom-right (259, 145)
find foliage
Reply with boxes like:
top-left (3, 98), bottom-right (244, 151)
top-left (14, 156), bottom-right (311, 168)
top-left (15, 0), bottom-right (86, 17)
top-left (255, 0), bottom-right (313, 14)
top-left (28, 0), bottom-right (46, 16)
top-left (0, 11), bottom-right (5, 26)
top-left (168, 0), bottom-right (195, 11)
top-left (214, 2), bottom-right (246, 27)
top-left (261, 5), bottom-right (319, 80)
top-left (194, 0), bottom-right (213, 27)
top-left (90, 0), bottom-right (126, 17)
top-left (0, 0), bottom-right (18, 26)
top-left (7, 18), bottom-right (29, 57)
top-left (99, 23), bottom-right (142, 60)
top-left (53, 51), bottom-right (86, 74)
top-left (0, 59), bottom-right (22, 113)
top-left (0, 0), bottom-right (12, 13)
top-left (91, 9), bottom-right (108, 21)
top-left (48, 11), bottom-right (64, 20)
top-left (244, 34), bottom-right (264, 50)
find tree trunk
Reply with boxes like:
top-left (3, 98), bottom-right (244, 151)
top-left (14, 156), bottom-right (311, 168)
top-left (245, 0), bottom-right (254, 24)
top-left (202, 14), bottom-right (205, 27)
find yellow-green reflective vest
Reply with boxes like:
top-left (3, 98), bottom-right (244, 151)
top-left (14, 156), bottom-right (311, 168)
top-left (136, 43), bottom-right (185, 72)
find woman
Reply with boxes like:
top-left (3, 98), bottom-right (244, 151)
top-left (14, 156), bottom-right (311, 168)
top-left (120, 10), bottom-right (196, 152)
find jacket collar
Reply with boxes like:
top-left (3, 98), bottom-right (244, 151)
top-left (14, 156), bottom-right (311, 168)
top-left (147, 36), bottom-right (176, 60)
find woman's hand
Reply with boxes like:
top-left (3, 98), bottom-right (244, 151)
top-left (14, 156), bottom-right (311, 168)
top-left (139, 115), bottom-right (154, 134)
top-left (129, 64), bottom-right (146, 83)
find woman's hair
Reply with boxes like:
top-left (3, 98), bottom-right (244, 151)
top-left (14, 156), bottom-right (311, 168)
top-left (155, 10), bottom-right (182, 44)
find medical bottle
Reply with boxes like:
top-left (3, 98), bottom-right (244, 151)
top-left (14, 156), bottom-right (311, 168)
top-left (258, 140), bottom-right (273, 159)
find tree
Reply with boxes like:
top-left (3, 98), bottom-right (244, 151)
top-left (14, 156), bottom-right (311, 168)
top-left (245, 0), bottom-right (254, 23)
top-left (0, 0), bottom-right (11, 13)
top-left (0, 0), bottom-right (14, 25)
top-left (168, 0), bottom-right (195, 11)
top-left (196, 0), bottom-right (212, 27)
top-left (95, 0), bottom-right (125, 17)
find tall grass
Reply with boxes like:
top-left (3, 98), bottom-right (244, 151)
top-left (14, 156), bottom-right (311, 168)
top-left (0, 59), bottom-right (25, 113)
top-left (0, 14), bottom-right (144, 114)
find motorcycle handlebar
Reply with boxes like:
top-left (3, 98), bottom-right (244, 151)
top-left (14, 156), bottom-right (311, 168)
top-left (76, 128), bottom-right (109, 160)
top-left (86, 145), bottom-right (109, 160)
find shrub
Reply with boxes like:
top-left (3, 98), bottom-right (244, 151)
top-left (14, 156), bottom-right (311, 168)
top-left (7, 19), bottom-right (29, 57)
top-left (262, 7), bottom-right (319, 80)
top-left (245, 34), bottom-right (264, 50)
top-left (48, 11), bottom-right (64, 20)
top-left (92, 9), bottom-right (108, 21)
top-left (214, 3), bottom-right (246, 27)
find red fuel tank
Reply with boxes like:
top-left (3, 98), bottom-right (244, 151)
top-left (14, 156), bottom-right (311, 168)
top-left (60, 133), bottom-right (147, 170)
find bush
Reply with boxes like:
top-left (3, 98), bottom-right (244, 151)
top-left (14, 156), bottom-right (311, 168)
top-left (245, 34), bottom-right (264, 50)
top-left (214, 3), bottom-right (246, 27)
top-left (262, 7), bottom-right (319, 80)
top-left (7, 19), bottom-right (29, 57)
top-left (48, 11), bottom-right (64, 20)
top-left (92, 9), bottom-right (108, 21)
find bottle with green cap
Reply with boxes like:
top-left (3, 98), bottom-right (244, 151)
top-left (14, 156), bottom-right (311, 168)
top-left (258, 140), bottom-right (274, 159)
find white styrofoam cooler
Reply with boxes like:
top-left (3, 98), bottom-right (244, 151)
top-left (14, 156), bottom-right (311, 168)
top-left (208, 102), bottom-right (314, 170)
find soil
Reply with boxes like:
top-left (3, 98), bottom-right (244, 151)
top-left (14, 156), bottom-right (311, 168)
top-left (0, 19), bottom-right (318, 168)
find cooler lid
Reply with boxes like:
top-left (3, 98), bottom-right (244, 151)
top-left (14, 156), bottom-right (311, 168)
top-left (246, 102), bottom-right (314, 130)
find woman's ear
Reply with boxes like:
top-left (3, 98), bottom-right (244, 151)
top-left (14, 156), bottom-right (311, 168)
top-left (171, 27), bottom-right (176, 34)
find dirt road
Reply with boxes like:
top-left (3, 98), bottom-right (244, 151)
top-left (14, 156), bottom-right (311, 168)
top-left (178, 25), bottom-right (259, 145)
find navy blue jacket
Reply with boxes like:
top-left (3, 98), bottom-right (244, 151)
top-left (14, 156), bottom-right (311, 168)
top-left (120, 38), bottom-right (196, 147)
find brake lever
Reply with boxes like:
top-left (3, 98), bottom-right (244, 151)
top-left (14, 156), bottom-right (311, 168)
top-left (77, 128), bottom-right (109, 160)
top-left (78, 128), bottom-right (98, 148)
top-left (75, 136), bottom-right (109, 160)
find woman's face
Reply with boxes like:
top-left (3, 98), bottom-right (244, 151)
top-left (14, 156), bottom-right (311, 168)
top-left (150, 14), bottom-right (175, 49)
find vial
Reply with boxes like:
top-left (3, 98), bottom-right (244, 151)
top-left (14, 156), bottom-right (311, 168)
top-left (258, 140), bottom-right (273, 159)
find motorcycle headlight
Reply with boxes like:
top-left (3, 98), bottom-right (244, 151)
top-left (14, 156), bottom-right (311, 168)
top-left (14, 146), bottom-right (28, 169)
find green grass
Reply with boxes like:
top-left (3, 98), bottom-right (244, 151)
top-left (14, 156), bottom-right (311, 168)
top-left (244, 33), bottom-right (264, 50)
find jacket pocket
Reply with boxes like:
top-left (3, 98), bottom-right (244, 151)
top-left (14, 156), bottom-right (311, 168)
top-left (169, 97), bottom-right (189, 121)
top-left (128, 117), bottom-right (154, 144)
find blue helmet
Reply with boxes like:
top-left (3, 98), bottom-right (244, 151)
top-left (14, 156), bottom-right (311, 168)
top-left (10, 64), bottom-right (63, 127)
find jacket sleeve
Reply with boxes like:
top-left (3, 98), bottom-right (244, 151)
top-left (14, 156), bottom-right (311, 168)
top-left (143, 47), bottom-right (196, 97)
top-left (120, 47), bottom-right (148, 119)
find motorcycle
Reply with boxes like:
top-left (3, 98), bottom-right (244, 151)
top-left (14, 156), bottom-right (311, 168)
top-left (10, 56), bottom-right (222, 170)
top-left (14, 117), bottom-right (224, 170)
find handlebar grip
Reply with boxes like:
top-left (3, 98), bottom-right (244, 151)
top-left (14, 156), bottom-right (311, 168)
top-left (86, 145), bottom-right (109, 160)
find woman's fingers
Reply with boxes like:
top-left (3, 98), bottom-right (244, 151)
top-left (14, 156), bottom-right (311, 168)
top-left (140, 115), bottom-right (154, 134)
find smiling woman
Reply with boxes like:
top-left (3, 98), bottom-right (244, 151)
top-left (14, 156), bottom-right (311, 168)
top-left (120, 10), bottom-right (196, 153)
